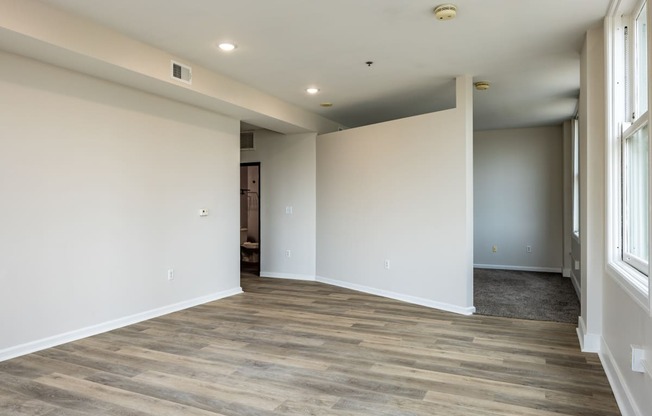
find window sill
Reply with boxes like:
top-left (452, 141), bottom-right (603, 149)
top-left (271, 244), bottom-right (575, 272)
top-left (606, 260), bottom-right (650, 313)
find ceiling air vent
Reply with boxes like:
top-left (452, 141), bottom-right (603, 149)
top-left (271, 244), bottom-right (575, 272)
top-left (171, 60), bottom-right (192, 84)
top-left (240, 131), bottom-right (255, 151)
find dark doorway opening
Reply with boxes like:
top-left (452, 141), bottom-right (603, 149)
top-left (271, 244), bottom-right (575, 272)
top-left (240, 163), bottom-right (260, 276)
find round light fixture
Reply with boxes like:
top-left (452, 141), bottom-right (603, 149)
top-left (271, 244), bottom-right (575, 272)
top-left (306, 87), bottom-right (320, 95)
top-left (474, 81), bottom-right (490, 91)
top-left (218, 42), bottom-right (237, 52)
top-left (434, 4), bottom-right (457, 20)
top-left (320, 102), bottom-right (333, 107)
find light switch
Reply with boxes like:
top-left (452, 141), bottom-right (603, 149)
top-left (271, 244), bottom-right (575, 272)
top-left (285, 206), bottom-right (293, 215)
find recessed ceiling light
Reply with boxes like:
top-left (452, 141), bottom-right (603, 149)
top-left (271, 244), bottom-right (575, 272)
top-left (434, 4), bottom-right (457, 20)
top-left (306, 87), bottom-right (320, 95)
top-left (218, 42), bottom-right (237, 52)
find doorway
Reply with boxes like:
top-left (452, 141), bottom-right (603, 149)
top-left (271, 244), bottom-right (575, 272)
top-left (240, 163), bottom-right (260, 276)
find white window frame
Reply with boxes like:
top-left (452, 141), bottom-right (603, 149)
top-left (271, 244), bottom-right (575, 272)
top-left (572, 118), bottom-right (580, 240)
top-left (605, 0), bottom-right (651, 313)
top-left (622, 118), bottom-right (649, 274)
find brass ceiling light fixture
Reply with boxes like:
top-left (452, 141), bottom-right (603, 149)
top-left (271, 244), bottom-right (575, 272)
top-left (434, 4), bottom-right (457, 20)
top-left (474, 81), bottom-right (490, 91)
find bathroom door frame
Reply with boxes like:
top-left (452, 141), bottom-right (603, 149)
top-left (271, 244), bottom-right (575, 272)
top-left (240, 162), bottom-right (261, 276)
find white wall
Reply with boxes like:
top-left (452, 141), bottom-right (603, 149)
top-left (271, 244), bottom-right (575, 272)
top-left (561, 120), bottom-right (574, 280)
top-left (474, 127), bottom-right (563, 272)
top-left (602, 278), bottom-right (652, 415)
top-left (0, 51), bottom-right (241, 359)
top-left (316, 76), bottom-right (475, 314)
top-left (578, 25), bottom-right (605, 353)
top-left (0, 0), bottom-right (342, 135)
top-left (241, 131), bottom-right (317, 280)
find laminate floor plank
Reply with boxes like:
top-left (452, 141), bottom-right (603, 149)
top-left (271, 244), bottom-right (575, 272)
top-left (36, 373), bottom-right (223, 416)
top-left (0, 385), bottom-right (58, 416)
top-left (0, 275), bottom-right (620, 415)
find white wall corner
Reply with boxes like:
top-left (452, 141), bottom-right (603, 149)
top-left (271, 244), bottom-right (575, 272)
top-left (599, 338), bottom-right (645, 416)
top-left (456, 74), bottom-right (474, 308)
top-left (576, 316), bottom-right (601, 353)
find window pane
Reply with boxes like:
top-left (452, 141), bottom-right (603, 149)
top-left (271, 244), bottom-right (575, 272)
top-left (572, 120), bottom-right (580, 236)
top-left (624, 124), bottom-right (649, 268)
top-left (636, 2), bottom-right (648, 116)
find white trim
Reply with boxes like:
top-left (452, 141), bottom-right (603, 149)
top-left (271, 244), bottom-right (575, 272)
top-left (260, 272), bottom-right (316, 281)
top-left (0, 287), bottom-right (243, 362)
top-left (600, 337), bottom-right (645, 416)
top-left (316, 275), bottom-right (475, 316)
top-left (576, 316), bottom-right (601, 353)
top-left (473, 264), bottom-right (562, 273)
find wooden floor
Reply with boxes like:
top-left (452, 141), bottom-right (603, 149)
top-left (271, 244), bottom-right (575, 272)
top-left (1, 275), bottom-right (620, 415)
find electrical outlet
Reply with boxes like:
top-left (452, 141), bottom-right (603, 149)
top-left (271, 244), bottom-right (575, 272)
top-left (167, 268), bottom-right (174, 281)
top-left (285, 250), bottom-right (291, 258)
top-left (384, 259), bottom-right (390, 269)
top-left (492, 245), bottom-right (498, 253)
top-left (632, 345), bottom-right (646, 373)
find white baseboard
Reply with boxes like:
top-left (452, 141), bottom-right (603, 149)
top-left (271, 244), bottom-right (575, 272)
top-left (316, 276), bottom-right (475, 316)
top-left (0, 287), bottom-right (243, 362)
top-left (260, 272), bottom-right (316, 281)
top-left (474, 264), bottom-right (562, 273)
top-left (600, 338), bottom-right (643, 416)
top-left (576, 316), bottom-right (601, 353)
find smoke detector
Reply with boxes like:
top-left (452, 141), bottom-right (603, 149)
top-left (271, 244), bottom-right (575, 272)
top-left (474, 81), bottom-right (490, 91)
top-left (434, 4), bottom-right (457, 20)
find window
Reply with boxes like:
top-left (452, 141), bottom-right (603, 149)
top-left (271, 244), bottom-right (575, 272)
top-left (623, 1), bottom-right (649, 276)
top-left (572, 119), bottom-right (580, 238)
top-left (623, 123), bottom-right (649, 273)
top-left (634, 3), bottom-right (648, 117)
top-left (607, 0), bottom-right (650, 306)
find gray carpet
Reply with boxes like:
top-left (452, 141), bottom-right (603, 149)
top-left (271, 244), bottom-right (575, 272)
top-left (473, 268), bottom-right (580, 323)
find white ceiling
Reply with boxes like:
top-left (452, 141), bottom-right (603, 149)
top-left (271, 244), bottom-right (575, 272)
top-left (40, 0), bottom-right (609, 130)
